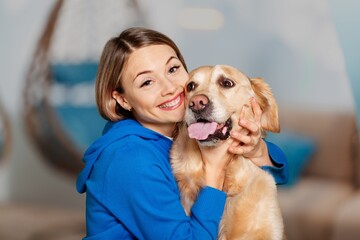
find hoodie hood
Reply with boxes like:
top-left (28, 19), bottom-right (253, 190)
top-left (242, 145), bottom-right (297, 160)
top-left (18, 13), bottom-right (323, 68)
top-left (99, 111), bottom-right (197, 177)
top-left (76, 119), bottom-right (167, 193)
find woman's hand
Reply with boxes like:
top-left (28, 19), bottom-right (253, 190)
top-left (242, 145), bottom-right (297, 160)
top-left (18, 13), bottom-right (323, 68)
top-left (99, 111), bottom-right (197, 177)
top-left (228, 97), bottom-right (274, 167)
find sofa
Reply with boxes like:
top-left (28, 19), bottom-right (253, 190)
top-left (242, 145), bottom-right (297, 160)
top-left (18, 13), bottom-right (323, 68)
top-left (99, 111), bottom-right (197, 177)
top-left (271, 109), bottom-right (360, 240)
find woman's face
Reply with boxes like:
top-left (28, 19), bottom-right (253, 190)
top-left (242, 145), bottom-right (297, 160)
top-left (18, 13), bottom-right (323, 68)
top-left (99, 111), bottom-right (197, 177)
top-left (114, 44), bottom-right (189, 136)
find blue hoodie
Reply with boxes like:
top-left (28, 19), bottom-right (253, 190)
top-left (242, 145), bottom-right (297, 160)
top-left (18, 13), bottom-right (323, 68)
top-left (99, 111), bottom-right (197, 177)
top-left (76, 119), bottom-right (288, 239)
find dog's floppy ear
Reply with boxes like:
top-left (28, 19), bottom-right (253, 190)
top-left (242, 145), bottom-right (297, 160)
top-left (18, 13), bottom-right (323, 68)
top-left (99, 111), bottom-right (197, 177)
top-left (250, 77), bottom-right (280, 133)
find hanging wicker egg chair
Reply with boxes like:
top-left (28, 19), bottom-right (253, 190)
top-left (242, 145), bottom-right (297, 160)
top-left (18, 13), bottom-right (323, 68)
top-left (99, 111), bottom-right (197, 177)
top-left (24, 0), bottom-right (147, 176)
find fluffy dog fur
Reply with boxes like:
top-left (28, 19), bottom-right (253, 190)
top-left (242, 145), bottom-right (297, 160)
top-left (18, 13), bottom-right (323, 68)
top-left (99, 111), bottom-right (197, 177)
top-left (170, 65), bottom-right (285, 240)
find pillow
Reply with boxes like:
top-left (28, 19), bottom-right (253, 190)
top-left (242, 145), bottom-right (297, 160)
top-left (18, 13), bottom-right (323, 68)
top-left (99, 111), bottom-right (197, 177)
top-left (55, 106), bottom-right (106, 151)
top-left (51, 62), bottom-right (98, 85)
top-left (50, 62), bottom-right (106, 151)
top-left (266, 131), bottom-right (316, 187)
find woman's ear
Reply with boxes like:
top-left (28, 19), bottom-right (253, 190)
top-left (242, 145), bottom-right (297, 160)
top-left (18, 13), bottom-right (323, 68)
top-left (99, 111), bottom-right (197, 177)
top-left (112, 90), bottom-right (132, 111)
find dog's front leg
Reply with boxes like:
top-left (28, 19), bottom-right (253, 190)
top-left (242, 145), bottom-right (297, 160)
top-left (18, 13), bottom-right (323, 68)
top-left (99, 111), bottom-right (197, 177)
top-left (222, 156), bottom-right (285, 240)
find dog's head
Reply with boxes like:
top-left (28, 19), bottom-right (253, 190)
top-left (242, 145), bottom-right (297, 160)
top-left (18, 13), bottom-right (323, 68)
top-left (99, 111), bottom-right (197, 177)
top-left (184, 65), bottom-right (279, 147)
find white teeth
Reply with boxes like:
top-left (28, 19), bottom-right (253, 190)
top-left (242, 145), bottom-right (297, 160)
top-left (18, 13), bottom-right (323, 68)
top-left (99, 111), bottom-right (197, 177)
top-left (159, 96), bottom-right (180, 108)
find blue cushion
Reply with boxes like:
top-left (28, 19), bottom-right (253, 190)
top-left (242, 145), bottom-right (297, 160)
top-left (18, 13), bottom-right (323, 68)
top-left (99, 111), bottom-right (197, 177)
top-left (55, 106), bottom-right (106, 151)
top-left (51, 62), bottom-right (98, 85)
top-left (266, 131), bottom-right (316, 187)
top-left (50, 62), bottom-right (106, 151)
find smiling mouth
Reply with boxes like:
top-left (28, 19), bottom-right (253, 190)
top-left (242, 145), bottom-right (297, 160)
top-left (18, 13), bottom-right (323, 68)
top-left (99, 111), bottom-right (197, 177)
top-left (158, 93), bottom-right (184, 110)
top-left (187, 118), bottom-right (232, 142)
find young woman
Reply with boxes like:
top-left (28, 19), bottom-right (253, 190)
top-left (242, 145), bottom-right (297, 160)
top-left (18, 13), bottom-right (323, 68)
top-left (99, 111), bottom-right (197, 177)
top-left (76, 27), bottom-right (288, 239)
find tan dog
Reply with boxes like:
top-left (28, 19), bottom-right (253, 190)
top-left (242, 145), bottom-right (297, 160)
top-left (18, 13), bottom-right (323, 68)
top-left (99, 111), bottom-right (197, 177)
top-left (170, 65), bottom-right (285, 240)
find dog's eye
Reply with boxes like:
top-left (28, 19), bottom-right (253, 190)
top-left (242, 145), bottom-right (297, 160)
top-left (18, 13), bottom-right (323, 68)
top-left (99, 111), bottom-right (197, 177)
top-left (186, 82), bottom-right (197, 92)
top-left (219, 78), bottom-right (235, 88)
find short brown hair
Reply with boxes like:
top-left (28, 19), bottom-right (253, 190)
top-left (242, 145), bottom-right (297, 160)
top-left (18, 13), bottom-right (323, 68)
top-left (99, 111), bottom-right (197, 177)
top-left (96, 27), bottom-right (188, 121)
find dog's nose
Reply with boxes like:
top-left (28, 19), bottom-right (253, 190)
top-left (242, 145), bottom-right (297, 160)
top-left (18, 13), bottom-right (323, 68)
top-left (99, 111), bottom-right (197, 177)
top-left (189, 94), bottom-right (209, 112)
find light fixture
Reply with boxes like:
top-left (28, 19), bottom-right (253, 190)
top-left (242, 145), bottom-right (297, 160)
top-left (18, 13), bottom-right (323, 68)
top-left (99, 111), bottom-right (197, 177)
top-left (177, 7), bottom-right (224, 31)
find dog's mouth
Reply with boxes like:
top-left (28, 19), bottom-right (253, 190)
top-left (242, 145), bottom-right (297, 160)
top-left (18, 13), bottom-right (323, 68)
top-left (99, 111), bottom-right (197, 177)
top-left (187, 118), bottom-right (232, 142)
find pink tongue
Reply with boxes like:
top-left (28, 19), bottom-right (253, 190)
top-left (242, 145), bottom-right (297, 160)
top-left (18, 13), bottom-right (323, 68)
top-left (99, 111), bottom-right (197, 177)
top-left (188, 122), bottom-right (218, 140)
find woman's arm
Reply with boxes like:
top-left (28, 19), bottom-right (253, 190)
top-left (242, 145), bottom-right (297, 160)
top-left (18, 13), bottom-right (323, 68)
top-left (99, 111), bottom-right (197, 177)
top-left (261, 139), bottom-right (289, 184)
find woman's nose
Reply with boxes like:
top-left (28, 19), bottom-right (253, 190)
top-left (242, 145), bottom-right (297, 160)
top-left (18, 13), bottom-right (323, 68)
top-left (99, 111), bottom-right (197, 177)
top-left (160, 77), bottom-right (177, 95)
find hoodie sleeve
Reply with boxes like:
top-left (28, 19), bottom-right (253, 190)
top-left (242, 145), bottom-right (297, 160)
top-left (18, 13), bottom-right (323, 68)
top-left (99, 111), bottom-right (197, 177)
top-left (260, 140), bottom-right (289, 185)
top-left (101, 140), bottom-right (226, 240)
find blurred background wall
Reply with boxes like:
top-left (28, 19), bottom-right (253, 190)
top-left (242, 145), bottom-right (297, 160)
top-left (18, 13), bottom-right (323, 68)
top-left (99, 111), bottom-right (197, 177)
top-left (0, 0), bottom-right (357, 224)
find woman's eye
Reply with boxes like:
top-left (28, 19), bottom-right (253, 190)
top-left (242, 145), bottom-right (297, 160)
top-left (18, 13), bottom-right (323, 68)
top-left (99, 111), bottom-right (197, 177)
top-left (140, 80), bottom-right (152, 88)
top-left (169, 65), bottom-right (180, 74)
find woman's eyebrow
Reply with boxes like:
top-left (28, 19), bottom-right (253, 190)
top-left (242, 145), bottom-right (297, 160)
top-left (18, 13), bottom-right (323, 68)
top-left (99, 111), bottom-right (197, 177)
top-left (134, 70), bottom-right (152, 80)
top-left (166, 56), bottom-right (178, 65)
top-left (133, 56), bottom-right (178, 81)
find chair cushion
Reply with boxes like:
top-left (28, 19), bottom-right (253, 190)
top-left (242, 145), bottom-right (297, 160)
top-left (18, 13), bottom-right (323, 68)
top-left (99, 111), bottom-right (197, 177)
top-left (266, 131), bottom-right (316, 187)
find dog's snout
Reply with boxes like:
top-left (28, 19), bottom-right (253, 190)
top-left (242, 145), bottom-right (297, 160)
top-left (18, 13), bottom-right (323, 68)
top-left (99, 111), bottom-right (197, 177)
top-left (189, 94), bottom-right (209, 112)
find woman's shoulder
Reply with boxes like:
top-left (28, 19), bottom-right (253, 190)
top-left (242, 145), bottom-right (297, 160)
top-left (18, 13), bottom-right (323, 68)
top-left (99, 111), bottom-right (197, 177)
top-left (102, 136), bottom-right (173, 187)
top-left (90, 137), bottom-right (158, 186)
top-left (106, 133), bottom-right (158, 152)
top-left (104, 135), bottom-right (167, 168)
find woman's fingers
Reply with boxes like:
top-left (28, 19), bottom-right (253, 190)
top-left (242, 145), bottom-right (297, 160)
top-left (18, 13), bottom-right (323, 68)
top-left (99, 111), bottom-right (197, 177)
top-left (239, 119), bottom-right (258, 135)
top-left (230, 131), bottom-right (251, 145)
top-left (250, 97), bottom-right (262, 123)
top-left (228, 141), bottom-right (255, 155)
top-left (228, 97), bottom-right (263, 155)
